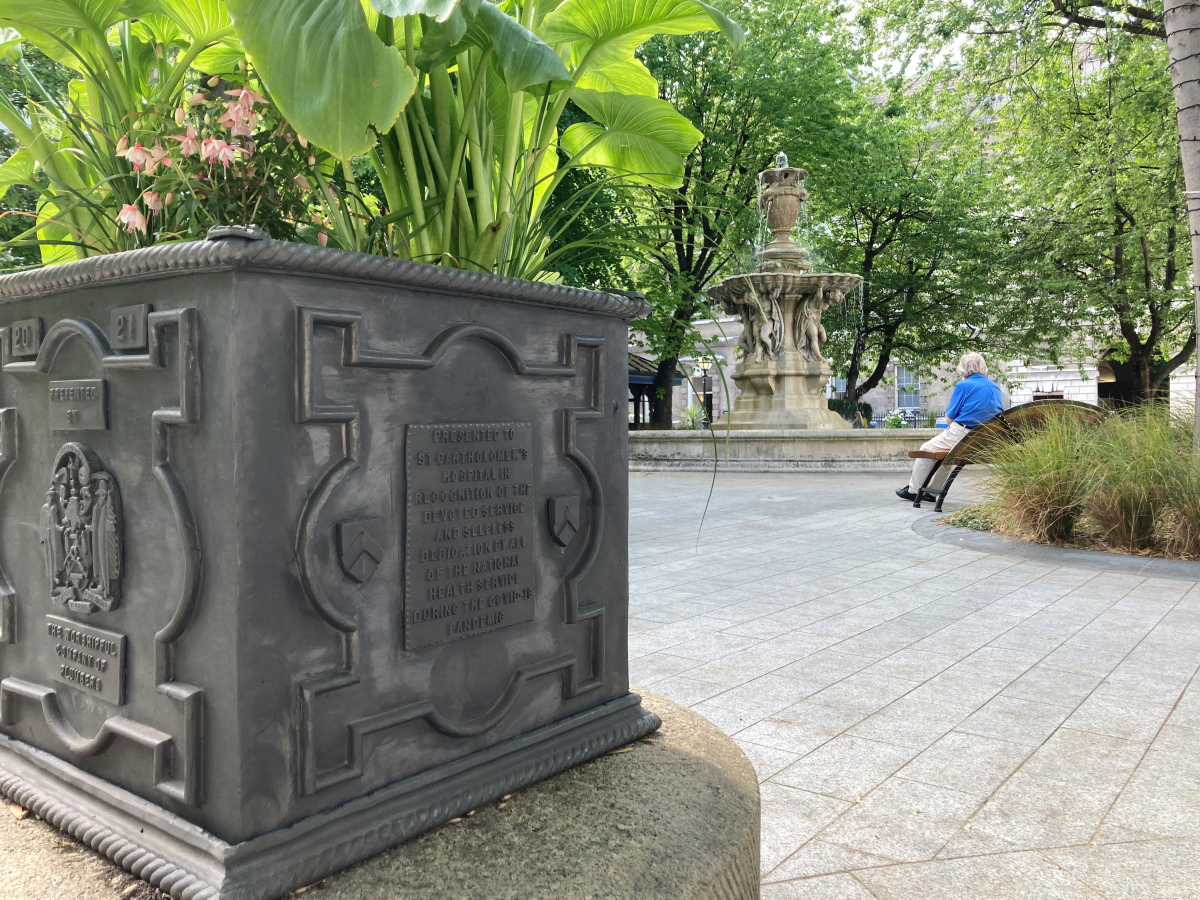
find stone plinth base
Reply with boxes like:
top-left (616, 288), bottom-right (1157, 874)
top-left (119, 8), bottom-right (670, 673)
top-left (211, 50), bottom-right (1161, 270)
top-left (0, 692), bottom-right (760, 900)
top-left (719, 406), bottom-right (850, 430)
top-left (629, 428), bottom-right (942, 472)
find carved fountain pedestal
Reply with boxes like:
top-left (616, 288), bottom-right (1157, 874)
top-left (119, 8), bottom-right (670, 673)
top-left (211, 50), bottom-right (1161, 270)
top-left (708, 163), bottom-right (862, 431)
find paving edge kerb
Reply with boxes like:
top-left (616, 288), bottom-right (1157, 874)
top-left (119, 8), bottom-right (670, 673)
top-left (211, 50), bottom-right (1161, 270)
top-left (0, 692), bottom-right (761, 900)
top-left (913, 512), bottom-right (1200, 582)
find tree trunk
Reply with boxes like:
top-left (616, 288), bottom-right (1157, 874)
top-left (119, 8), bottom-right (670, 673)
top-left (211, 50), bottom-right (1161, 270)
top-left (1164, 0), bottom-right (1200, 442)
top-left (650, 358), bottom-right (678, 429)
top-left (845, 322), bottom-right (867, 400)
top-left (1132, 349), bottom-right (1155, 402)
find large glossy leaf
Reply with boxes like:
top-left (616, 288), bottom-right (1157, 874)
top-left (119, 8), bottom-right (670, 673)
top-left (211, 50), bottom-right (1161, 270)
top-left (577, 57), bottom-right (656, 95)
top-left (152, 0), bottom-right (233, 42)
top-left (0, 25), bottom-right (21, 61)
top-left (477, 2), bottom-right (568, 91)
top-left (228, 0), bottom-right (416, 159)
top-left (539, 0), bottom-right (743, 68)
top-left (561, 87), bottom-right (701, 188)
top-left (193, 38), bottom-right (246, 74)
top-left (418, 2), bottom-right (566, 91)
top-left (0, 148), bottom-right (35, 202)
top-left (371, 0), bottom-right (461, 20)
top-left (0, 0), bottom-right (140, 66)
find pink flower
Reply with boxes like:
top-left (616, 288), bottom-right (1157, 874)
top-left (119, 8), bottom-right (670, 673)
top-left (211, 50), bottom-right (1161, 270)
top-left (174, 106), bottom-right (186, 126)
top-left (142, 191), bottom-right (164, 213)
top-left (224, 87), bottom-right (266, 110)
top-left (187, 91), bottom-right (207, 106)
top-left (144, 143), bottom-right (172, 176)
top-left (200, 137), bottom-right (240, 168)
top-left (218, 101), bottom-right (257, 138)
top-left (117, 203), bottom-right (147, 234)
top-left (119, 141), bottom-right (153, 173)
top-left (115, 135), bottom-right (129, 156)
top-left (171, 124), bottom-right (200, 157)
top-left (216, 142), bottom-right (241, 168)
top-left (317, 231), bottom-right (328, 247)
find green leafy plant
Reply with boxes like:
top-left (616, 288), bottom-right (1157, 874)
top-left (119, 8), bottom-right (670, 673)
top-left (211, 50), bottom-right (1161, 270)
top-left (980, 411), bottom-right (1094, 544)
top-left (227, 0), bottom-right (744, 277)
top-left (1081, 406), bottom-right (1175, 552)
top-left (679, 403), bottom-right (707, 429)
top-left (0, 2), bottom-right (309, 264)
top-left (2, 0), bottom-right (742, 278)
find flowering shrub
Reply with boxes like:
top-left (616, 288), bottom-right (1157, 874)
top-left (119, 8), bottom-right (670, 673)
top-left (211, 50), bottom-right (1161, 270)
top-left (108, 77), bottom-right (314, 245)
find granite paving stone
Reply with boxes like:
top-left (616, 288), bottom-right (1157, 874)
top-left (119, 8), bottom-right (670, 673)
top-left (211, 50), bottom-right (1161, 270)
top-left (772, 735), bottom-right (918, 801)
top-left (1046, 838), bottom-right (1200, 900)
top-left (761, 873), bottom-right (879, 900)
top-left (814, 776), bottom-right (982, 862)
top-left (628, 472), bottom-right (1200, 897)
top-left (766, 839), bottom-right (897, 881)
top-left (854, 851), bottom-right (1107, 899)
top-left (896, 730), bottom-right (1031, 799)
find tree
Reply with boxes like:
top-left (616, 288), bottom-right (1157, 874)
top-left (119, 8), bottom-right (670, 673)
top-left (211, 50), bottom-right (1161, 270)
top-left (633, 0), bottom-right (858, 427)
top-left (814, 85), bottom-right (1054, 399)
top-left (871, 0), bottom-right (1200, 424)
top-left (997, 29), bottom-right (1191, 400)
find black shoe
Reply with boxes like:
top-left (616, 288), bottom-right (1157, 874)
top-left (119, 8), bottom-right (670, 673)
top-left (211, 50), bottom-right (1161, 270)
top-left (896, 486), bottom-right (917, 501)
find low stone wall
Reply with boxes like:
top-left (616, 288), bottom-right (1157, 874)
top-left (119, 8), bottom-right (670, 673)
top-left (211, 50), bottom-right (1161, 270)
top-left (629, 428), bottom-right (942, 472)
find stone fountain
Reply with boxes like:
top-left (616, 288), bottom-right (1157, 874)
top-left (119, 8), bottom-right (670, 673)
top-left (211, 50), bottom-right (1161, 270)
top-left (708, 155), bottom-right (863, 430)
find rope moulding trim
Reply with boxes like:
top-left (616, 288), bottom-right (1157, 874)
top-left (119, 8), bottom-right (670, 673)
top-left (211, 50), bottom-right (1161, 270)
top-left (0, 227), bottom-right (649, 320)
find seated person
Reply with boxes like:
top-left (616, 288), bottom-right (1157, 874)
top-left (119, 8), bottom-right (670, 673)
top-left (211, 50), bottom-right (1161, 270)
top-left (896, 352), bottom-right (1003, 501)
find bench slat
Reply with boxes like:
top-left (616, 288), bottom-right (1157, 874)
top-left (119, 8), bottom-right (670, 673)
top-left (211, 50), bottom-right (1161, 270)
top-left (907, 450), bottom-right (948, 460)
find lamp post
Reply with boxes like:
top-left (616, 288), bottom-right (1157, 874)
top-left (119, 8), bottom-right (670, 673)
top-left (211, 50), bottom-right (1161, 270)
top-left (697, 357), bottom-right (714, 427)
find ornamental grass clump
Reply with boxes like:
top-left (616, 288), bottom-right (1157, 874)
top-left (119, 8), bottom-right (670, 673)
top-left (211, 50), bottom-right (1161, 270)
top-left (1081, 406), bottom-right (1174, 552)
top-left (981, 412), bottom-right (1093, 543)
top-left (979, 404), bottom-right (1200, 558)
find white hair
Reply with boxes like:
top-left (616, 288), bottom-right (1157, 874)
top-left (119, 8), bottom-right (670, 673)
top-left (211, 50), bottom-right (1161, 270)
top-left (957, 352), bottom-right (988, 378)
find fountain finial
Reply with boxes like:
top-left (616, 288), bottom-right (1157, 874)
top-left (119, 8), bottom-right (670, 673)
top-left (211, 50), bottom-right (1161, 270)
top-left (758, 154), bottom-right (810, 271)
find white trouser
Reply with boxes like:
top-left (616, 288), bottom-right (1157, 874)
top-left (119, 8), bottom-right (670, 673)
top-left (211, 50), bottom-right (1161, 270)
top-left (908, 422), bottom-right (971, 492)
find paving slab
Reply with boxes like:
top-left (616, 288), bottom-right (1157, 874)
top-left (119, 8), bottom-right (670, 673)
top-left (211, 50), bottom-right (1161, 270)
top-left (629, 471), bottom-right (1200, 898)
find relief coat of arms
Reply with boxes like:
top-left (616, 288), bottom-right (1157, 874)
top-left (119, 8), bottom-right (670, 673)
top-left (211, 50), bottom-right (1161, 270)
top-left (39, 443), bottom-right (123, 615)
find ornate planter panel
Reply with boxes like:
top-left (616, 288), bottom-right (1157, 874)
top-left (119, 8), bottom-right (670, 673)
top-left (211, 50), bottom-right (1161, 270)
top-left (0, 230), bottom-right (657, 899)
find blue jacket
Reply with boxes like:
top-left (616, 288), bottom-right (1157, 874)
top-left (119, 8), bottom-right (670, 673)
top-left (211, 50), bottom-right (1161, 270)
top-left (945, 374), bottom-right (1003, 428)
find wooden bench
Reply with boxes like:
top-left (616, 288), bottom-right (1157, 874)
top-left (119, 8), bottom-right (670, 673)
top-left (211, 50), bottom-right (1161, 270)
top-left (908, 399), bottom-right (1108, 512)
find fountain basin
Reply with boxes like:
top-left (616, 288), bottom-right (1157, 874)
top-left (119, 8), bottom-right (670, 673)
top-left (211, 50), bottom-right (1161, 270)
top-left (708, 272), bottom-right (862, 431)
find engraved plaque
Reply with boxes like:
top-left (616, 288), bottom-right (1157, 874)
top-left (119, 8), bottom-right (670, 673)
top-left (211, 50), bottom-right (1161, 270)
top-left (49, 379), bottom-right (107, 431)
top-left (405, 423), bottom-right (536, 650)
top-left (44, 615), bottom-right (127, 705)
top-left (10, 318), bottom-right (42, 358)
top-left (110, 304), bottom-right (150, 351)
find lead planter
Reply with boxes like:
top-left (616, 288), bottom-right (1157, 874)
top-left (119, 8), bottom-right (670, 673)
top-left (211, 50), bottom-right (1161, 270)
top-left (0, 227), bottom-right (658, 899)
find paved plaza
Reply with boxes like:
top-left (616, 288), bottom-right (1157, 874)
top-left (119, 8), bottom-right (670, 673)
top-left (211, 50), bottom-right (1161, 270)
top-left (629, 471), bottom-right (1200, 900)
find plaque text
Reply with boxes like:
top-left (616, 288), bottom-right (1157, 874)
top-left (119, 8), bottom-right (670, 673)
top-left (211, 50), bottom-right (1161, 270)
top-left (45, 614), bottom-right (127, 705)
top-left (10, 318), bottom-right (42, 358)
top-left (49, 379), bottom-right (108, 431)
top-left (110, 304), bottom-right (150, 351)
top-left (405, 423), bottom-right (536, 649)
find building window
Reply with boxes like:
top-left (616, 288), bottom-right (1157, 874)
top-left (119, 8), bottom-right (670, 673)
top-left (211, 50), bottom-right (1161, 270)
top-left (896, 368), bottom-right (920, 409)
